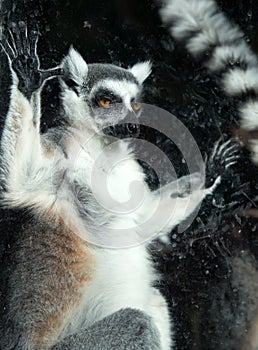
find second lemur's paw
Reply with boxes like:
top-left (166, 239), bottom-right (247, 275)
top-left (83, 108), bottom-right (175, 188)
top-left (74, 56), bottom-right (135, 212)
top-left (206, 138), bottom-right (240, 188)
top-left (0, 21), bottom-right (63, 99)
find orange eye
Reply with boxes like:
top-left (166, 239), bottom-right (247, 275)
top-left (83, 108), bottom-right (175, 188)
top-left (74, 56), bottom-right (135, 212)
top-left (133, 102), bottom-right (141, 111)
top-left (99, 99), bottom-right (111, 108)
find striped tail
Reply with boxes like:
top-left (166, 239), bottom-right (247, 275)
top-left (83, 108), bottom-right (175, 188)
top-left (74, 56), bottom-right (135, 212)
top-left (160, 0), bottom-right (258, 164)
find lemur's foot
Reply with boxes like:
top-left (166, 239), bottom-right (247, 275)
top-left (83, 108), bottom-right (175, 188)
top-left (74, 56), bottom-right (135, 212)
top-left (206, 138), bottom-right (240, 189)
top-left (0, 21), bottom-right (63, 98)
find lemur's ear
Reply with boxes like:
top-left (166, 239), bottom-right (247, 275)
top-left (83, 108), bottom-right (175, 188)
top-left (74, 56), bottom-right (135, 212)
top-left (128, 61), bottom-right (152, 85)
top-left (61, 47), bottom-right (88, 87)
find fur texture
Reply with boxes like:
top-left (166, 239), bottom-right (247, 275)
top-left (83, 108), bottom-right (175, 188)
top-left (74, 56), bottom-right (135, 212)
top-left (160, 0), bottom-right (258, 164)
top-left (52, 309), bottom-right (161, 350)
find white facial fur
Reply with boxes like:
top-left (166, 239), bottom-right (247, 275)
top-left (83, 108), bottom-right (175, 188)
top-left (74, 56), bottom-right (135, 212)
top-left (61, 47), bottom-right (88, 87)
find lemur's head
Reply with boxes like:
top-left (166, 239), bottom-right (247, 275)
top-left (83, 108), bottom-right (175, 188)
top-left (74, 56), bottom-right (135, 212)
top-left (61, 47), bottom-right (151, 135)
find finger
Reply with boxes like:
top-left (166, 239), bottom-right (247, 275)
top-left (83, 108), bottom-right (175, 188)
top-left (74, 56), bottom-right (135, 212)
top-left (216, 139), bottom-right (234, 156)
top-left (210, 137), bottom-right (224, 160)
top-left (0, 34), bottom-right (16, 60)
top-left (222, 143), bottom-right (240, 158)
top-left (18, 21), bottom-right (30, 56)
top-left (225, 154), bottom-right (240, 163)
top-left (225, 161), bottom-right (238, 170)
top-left (9, 22), bottom-right (23, 55)
top-left (29, 28), bottom-right (39, 58)
top-left (41, 67), bottom-right (64, 81)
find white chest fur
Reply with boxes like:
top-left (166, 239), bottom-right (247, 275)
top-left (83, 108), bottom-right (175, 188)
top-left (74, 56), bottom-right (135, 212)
top-left (62, 244), bottom-right (156, 336)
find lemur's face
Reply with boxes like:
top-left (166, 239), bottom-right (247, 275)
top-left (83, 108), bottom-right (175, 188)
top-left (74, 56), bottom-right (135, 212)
top-left (61, 48), bottom-right (151, 135)
top-left (87, 68), bottom-right (142, 133)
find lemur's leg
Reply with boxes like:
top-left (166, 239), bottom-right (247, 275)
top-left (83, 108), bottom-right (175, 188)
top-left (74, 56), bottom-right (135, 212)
top-left (0, 22), bottom-right (62, 206)
top-left (52, 308), bottom-right (161, 350)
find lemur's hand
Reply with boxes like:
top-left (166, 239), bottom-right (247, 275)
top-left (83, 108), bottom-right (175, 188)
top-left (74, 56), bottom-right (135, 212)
top-left (0, 21), bottom-right (63, 99)
top-left (206, 138), bottom-right (241, 188)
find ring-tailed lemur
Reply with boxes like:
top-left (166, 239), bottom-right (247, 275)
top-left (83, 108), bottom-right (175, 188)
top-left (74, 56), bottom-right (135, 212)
top-left (0, 21), bottom-right (237, 349)
top-left (160, 0), bottom-right (258, 166)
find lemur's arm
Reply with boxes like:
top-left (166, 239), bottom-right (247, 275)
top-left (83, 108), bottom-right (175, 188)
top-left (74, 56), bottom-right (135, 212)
top-left (0, 22), bottom-right (62, 207)
top-left (133, 138), bottom-right (239, 242)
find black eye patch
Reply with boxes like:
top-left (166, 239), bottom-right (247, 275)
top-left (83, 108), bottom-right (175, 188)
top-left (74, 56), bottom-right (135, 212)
top-left (92, 89), bottom-right (123, 107)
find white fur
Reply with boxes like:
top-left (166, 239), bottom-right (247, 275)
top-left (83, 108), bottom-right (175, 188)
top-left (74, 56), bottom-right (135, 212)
top-left (240, 101), bottom-right (258, 131)
top-left (222, 67), bottom-right (258, 96)
top-left (207, 43), bottom-right (258, 72)
top-left (0, 88), bottom-right (56, 211)
top-left (60, 87), bottom-right (97, 129)
top-left (160, 0), bottom-right (258, 164)
top-left (129, 61), bottom-right (152, 85)
top-left (250, 140), bottom-right (258, 164)
top-left (60, 245), bottom-right (172, 349)
top-left (161, 0), bottom-right (243, 56)
top-left (61, 47), bottom-right (88, 86)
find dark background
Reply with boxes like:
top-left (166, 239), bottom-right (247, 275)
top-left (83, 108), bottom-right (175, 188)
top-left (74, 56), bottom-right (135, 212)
top-left (0, 0), bottom-right (258, 349)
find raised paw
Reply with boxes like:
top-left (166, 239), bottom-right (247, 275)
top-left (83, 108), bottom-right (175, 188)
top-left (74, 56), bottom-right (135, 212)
top-left (0, 21), bottom-right (63, 99)
top-left (206, 138), bottom-right (240, 187)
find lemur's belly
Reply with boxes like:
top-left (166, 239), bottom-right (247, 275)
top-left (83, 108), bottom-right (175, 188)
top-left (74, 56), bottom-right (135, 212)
top-left (60, 243), bottom-right (156, 338)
